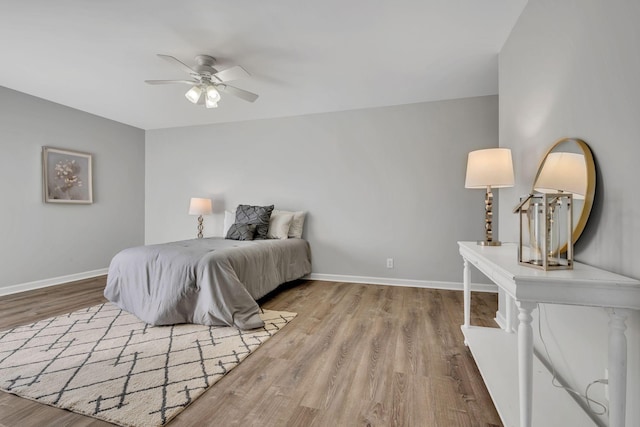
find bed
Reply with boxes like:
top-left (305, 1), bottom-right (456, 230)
top-left (104, 237), bottom-right (311, 330)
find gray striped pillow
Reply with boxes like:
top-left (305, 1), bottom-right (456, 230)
top-left (235, 204), bottom-right (274, 240)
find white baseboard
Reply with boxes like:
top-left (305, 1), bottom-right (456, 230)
top-left (2, 270), bottom-right (498, 298)
top-left (305, 273), bottom-right (498, 293)
top-left (0, 268), bottom-right (108, 297)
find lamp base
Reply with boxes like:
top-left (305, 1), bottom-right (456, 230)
top-left (477, 240), bottom-right (501, 246)
top-left (196, 215), bottom-right (204, 239)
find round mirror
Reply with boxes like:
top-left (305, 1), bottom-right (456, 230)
top-left (532, 137), bottom-right (596, 247)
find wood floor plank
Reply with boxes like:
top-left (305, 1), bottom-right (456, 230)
top-left (0, 278), bottom-right (502, 426)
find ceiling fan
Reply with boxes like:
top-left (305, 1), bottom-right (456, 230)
top-left (145, 54), bottom-right (259, 108)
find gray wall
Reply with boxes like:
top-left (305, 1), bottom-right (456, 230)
top-left (0, 86), bottom-right (145, 289)
top-left (146, 96), bottom-right (498, 283)
top-left (499, 0), bottom-right (640, 424)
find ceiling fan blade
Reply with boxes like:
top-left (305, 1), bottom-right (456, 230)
top-left (157, 54), bottom-right (197, 75)
top-left (218, 84), bottom-right (259, 102)
top-left (145, 79), bottom-right (197, 85)
top-left (213, 65), bottom-right (250, 83)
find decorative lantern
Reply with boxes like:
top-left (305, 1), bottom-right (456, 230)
top-left (514, 193), bottom-right (573, 270)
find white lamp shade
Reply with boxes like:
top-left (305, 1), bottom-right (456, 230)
top-left (185, 86), bottom-right (203, 104)
top-left (188, 197), bottom-right (213, 215)
top-left (205, 97), bottom-right (218, 109)
top-left (465, 148), bottom-right (515, 189)
top-left (206, 85), bottom-right (220, 102)
top-left (205, 86), bottom-right (220, 108)
top-left (534, 152), bottom-right (587, 199)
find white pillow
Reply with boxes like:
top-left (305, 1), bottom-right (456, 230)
top-left (267, 211), bottom-right (294, 239)
top-left (273, 209), bottom-right (306, 238)
top-left (223, 210), bottom-right (236, 236)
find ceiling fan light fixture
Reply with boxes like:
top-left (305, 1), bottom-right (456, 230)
top-left (206, 85), bottom-right (220, 103)
top-left (185, 85), bottom-right (203, 104)
top-left (148, 54), bottom-right (258, 107)
top-left (204, 85), bottom-right (220, 108)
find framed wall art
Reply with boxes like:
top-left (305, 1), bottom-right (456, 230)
top-left (42, 147), bottom-right (93, 204)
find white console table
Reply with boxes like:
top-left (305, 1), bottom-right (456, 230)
top-left (458, 241), bottom-right (640, 427)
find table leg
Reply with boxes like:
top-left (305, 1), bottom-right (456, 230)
top-left (463, 258), bottom-right (471, 330)
top-left (517, 301), bottom-right (536, 427)
top-left (607, 308), bottom-right (629, 427)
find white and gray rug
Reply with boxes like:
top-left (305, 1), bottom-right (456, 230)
top-left (0, 303), bottom-right (295, 426)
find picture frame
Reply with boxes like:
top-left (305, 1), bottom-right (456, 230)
top-left (42, 147), bottom-right (93, 204)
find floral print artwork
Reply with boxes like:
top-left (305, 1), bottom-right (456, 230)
top-left (43, 147), bottom-right (92, 203)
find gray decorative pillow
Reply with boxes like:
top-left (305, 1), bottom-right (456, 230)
top-left (225, 223), bottom-right (256, 241)
top-left (235, 204), bottom-right (274, 240)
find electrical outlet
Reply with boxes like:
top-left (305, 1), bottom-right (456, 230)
top-left (386, 258), bottom-right (394, 269)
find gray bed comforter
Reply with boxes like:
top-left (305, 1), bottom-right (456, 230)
top-left (104, 237), bottom-right (311, 329)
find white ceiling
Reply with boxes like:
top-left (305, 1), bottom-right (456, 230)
top-left (0, 0), bottom-right (527, 130)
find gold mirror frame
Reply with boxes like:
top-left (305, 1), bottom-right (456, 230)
top-left (532, 137), bottom-right (596, 247)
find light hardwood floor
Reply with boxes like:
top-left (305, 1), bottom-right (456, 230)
top-left (0, 277), bottom-right (501, 427)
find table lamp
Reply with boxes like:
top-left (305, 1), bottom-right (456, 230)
top-left (188, 197), bottom-right (213, 238)
top-left (465, 148), bottom-right (515, 246)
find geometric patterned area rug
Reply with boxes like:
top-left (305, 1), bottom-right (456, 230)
top-left (0, 303), bottom-right (296, 426)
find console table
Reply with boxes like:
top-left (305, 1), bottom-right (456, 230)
top-left (458, 241), bottom-right (640, 427)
